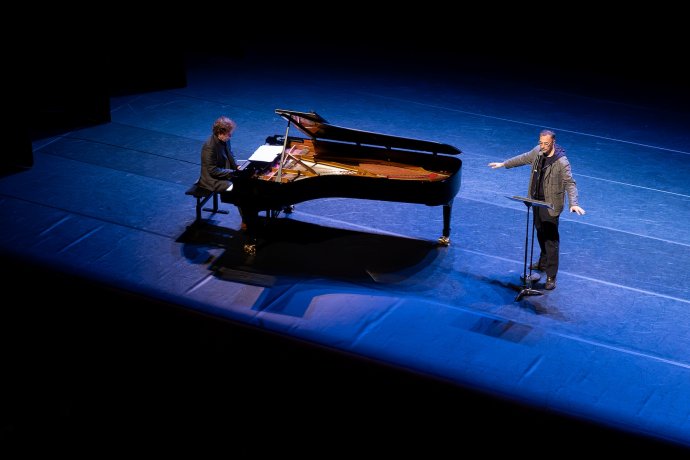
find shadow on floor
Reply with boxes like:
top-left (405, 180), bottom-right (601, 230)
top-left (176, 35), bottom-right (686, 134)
top-left (180, 217), bottom-right (442, 286)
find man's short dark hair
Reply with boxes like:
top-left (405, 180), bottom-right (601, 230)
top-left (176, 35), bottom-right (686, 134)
top-left (540, 129), bottom-right (556, 140)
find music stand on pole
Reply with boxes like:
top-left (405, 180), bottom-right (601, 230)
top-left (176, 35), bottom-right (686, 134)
top-left (506, 195), bottom-right (554, 301)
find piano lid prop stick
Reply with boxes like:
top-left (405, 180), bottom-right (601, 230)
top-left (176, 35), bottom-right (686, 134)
top-left (275, 119), bottom-right (292, 183)
top-left (285, 152), bottom-right (318, 175)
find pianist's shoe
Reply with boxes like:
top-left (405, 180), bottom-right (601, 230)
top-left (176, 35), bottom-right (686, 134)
top-left (545, 276), bottom-right (556, 290)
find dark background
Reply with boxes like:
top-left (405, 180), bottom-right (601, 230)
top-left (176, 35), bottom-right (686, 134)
top-left (11, 10), bottom-right (689, 147)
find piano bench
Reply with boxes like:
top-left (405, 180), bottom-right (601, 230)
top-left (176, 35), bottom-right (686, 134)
top-left (185, 183), bottom-right (229, 222)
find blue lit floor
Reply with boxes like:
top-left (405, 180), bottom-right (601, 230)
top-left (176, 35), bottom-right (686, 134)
top-left (2, 50), bottom-right (689, 454)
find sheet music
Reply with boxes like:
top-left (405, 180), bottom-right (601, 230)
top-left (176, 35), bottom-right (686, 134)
top-left (248, 144), bottom-right (283, 162)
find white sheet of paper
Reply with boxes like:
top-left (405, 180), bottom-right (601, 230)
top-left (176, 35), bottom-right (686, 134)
top-left (248, 144), bottom-right (283, 162)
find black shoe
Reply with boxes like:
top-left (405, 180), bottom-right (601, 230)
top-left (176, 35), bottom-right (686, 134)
top-left (529, 261), bottom-right (545, 271)
top-left (545, 276), bottom-right (556, 290)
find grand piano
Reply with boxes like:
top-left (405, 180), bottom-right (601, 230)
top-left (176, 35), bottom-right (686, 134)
top-left (221, 109), bottom-right (462, 253)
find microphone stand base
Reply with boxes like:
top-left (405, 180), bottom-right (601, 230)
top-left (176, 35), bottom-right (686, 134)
top-left (515, 288), bottom-right (543, 302)
top-left (520, 272), bottom-right (541, 282)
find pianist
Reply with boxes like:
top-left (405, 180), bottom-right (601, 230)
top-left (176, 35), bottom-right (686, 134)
top-left (198, 116), bottom-right (240, 192)
top-left (196, 116), bottom-right (246, 229)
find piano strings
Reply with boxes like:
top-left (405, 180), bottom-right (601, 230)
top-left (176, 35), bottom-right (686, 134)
top-left (259, 141), bottom-right (451, 183)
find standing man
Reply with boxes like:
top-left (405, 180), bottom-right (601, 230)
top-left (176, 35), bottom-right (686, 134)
top-left (488, 129), bottom-right (585, 290)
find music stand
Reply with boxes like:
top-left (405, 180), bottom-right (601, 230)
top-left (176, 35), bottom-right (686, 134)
top-left (506, 195), bottom-right (553, 301)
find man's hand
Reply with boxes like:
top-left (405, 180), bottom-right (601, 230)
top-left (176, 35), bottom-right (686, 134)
top-left (570, 205), bottom-right (586, 215)
top-left (488, 162), bottom-right (504, 169)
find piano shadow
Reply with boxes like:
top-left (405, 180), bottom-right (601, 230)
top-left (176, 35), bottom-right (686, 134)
top-left (176, 220), bottom-right (242, 264)
top-left (206, 217), bottom-right (443, 286)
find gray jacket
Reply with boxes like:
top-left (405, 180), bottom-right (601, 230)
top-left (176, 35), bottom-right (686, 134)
top-left (504, 145), bottom-right (579, 217)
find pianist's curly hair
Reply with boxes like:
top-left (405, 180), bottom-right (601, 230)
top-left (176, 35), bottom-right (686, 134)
top-left (212, 116), bottom-right (237, 136)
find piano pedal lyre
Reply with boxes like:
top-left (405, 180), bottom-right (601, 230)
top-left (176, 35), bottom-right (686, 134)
top-left (243, 243), bottom-right (257, 256)
top-left (437, 236), bottom-right (450, 246)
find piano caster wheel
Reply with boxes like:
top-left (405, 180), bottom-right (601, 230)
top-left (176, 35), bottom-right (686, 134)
top-left (437, 236), bottom-right (450, 246)
top-left (243, 243), bottom-right (257, 256)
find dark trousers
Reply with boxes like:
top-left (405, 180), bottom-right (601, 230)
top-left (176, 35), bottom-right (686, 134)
top-left (533, 206), bottom-right (560, 278)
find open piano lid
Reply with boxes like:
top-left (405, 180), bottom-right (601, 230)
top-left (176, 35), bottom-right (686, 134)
top-left (275, 108), bottom-right (461, 155)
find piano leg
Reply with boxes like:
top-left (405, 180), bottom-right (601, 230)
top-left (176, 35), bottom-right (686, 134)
top-left (269, 205), bottom-right (294, 219)
top-left (438, 203), bottom-right (452, 246)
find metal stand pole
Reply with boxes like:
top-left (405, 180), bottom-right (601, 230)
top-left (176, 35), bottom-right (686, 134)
top-left (516, 202), bottom-right (542, 301)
